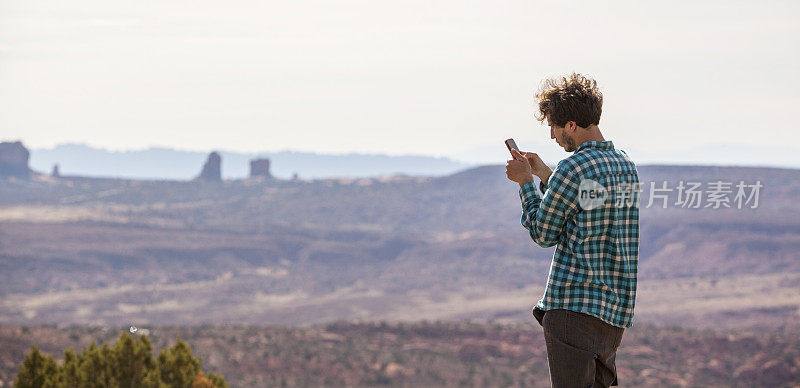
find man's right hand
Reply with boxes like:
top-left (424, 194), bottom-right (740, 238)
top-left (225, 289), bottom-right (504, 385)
top-left (522, 152), bottom-right (553, 185)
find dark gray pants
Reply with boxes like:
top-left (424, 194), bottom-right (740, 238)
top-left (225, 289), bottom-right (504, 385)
top-left (533, 307), bottom-right (624, 388)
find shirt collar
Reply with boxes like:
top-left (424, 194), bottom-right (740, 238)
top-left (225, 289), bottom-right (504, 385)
top-left (573, 140), bottom-right (614, 154)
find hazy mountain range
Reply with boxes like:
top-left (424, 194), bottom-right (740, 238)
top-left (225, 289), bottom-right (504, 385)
top-left (28, 142), bottom-right (800, 181)
top-left (29, 143), bottom-right (472, 180)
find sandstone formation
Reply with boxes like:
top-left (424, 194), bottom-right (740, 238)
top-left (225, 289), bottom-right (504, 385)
top-left (196, 151), bottom-right (222, 182)
top-left (0, 141), bottom-right (31, 179)
top-left (249, 158), bottom-right (272, 179)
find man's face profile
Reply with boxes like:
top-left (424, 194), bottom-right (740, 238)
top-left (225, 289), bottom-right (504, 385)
top-left (547, 117), bottom-right (577, 152)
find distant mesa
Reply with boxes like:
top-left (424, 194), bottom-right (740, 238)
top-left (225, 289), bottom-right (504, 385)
top-left (194, 152), bottom-right (274, 182)
top-left (0, 140), bottom-right (32, 180)
top-left (3, 144), bottom-right (277, 182)
top-left (195, 151), bottom-right (222, 182)
top-left (249, 158), bottom-right (272, 179)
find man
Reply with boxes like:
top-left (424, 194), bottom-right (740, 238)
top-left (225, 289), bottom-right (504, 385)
top-left (505, 73), bottom-right (640, 387)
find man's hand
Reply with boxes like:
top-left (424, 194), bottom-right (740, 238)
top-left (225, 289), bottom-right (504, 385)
top-left (506, 149), bottom-right (534, 186)
top-left (522, 151), bottom-right (553, 186)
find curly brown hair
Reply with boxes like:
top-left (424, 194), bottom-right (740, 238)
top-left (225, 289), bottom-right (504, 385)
top-left (535, 73), bottom-right (603, 128)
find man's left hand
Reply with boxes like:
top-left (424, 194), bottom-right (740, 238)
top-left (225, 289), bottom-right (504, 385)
top-left (506, 149), bottom-right (534, 186)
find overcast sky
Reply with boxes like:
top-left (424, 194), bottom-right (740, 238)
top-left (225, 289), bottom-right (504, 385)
top-left (1, 0), bottom-right (798, 166)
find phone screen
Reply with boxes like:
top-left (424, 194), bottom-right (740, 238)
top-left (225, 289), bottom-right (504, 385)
top-left (505, 138), bottom-right (518, 155)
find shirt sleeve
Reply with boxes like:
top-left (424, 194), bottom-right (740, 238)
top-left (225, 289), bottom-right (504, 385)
top-left (518, 160), bottom-right (581, 248)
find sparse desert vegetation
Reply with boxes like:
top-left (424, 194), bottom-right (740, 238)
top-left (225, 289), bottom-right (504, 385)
top-left (2, 321), bottom-right (799, 387)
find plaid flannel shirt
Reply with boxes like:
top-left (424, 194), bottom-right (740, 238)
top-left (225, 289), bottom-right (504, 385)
top-left (519, 140), bottom-right (640, 328)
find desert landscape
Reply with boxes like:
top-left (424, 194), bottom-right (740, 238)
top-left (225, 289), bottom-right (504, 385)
top-left (1, 143), bottom-right (799, 386)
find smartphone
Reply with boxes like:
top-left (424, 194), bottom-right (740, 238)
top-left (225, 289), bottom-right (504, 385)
top-left (505, 138), bottom-right (519, 155)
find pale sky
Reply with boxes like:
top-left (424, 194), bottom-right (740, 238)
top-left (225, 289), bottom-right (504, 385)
top-left (1, 0), bottom-right (799, 166)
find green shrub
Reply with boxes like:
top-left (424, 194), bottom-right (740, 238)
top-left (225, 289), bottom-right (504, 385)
top-left (14, 333), bottom-right (227, 388)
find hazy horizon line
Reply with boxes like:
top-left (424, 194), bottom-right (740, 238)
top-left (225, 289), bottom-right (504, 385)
top-left (16, 140), bottom-right (799, 171)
